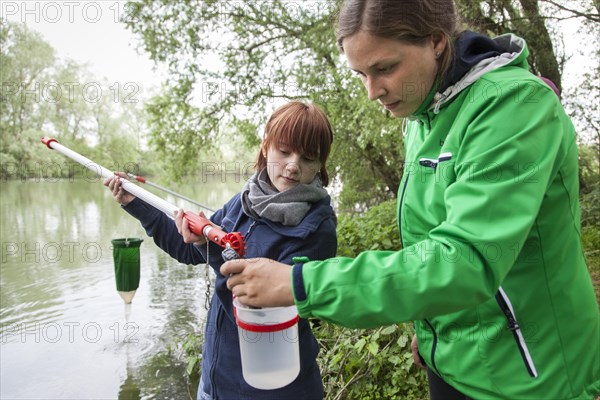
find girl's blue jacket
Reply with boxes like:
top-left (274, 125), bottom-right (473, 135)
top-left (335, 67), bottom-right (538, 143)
top-left (123, 192), bottom-right (337, 399)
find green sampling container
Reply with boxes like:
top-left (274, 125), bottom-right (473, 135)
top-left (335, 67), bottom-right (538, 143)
top-left (111, 238), bottom-right (143, 303)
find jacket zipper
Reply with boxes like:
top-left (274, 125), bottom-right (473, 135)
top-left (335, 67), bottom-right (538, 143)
top-left (209, 304), bottom-right (223, 395)
top-left (244, 220), bottom-right (257, 241)
top-left (398, 173), bottom-right (410, 246)
top-left (495, 287), bottom-right (538, 378)
top-left (423, 319), bottom-right (440, 375)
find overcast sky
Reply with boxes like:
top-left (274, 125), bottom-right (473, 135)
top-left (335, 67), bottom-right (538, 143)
top-left (2, 1), bottom-right (164, 101)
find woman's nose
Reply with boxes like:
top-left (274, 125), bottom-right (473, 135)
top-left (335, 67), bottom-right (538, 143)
top-left (365, 77), bottom-right (385, 101)
top-left (286, 161), bottom-right (299, 173)
top-left (285, 154), bottom-right (301, 173)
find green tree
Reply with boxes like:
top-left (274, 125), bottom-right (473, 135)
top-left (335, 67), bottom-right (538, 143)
top-left (41, 59), bottom-right (94, 141)
top-left (126, 0), bottom-right (404, 210)
top-left (125, 0), bottom-right (598, 210)
top-left (0, 21), bottom-right (54, 139)
top-left (0, 21), bottom-right (149, 180)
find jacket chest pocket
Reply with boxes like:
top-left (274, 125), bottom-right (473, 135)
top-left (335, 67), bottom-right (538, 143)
top-left (417, 155), bottom-right (456, 188)
top-left (416, 153), bottom-right (456, 205)
top-left (400, 156), bottom-right (456, 243)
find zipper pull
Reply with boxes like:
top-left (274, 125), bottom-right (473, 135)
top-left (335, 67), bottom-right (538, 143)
top-left (419, 159), bottom-right (438, 169)
top-left (507, 315), bottom-right (520, 331)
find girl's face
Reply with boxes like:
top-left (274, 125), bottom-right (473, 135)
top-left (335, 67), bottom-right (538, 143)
top-left (264, 142), bottom-right (321, 192)
top-left (343, 30), bottom-right (446, 117)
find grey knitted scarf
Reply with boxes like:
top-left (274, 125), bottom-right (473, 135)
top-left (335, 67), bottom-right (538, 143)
top-left (241, 168), bottom-right (328, 226)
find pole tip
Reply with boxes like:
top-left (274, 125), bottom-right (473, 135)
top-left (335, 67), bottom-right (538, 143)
top-left (41, 137), bottom-right (58, 149)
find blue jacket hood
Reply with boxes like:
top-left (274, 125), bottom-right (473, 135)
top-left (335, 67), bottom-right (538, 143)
top-left (439, 30), bottom-right (510, 93)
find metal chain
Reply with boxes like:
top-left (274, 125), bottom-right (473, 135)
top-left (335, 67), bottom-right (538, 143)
top-left (204, 241), bottom-right (212, 311)
top-left (202, 241), bottom-right (241, 311)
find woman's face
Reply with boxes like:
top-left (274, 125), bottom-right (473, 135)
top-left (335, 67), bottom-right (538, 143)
top-left (264, 143), bottom-right (321, 192)
top-left (343, 30), bottom-right (445, 117)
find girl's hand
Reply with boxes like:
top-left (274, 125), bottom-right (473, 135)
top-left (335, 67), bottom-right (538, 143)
top-left (103, 172), bottom-right (135, 206)
top-left (174, 209), bottom-right (207, 245)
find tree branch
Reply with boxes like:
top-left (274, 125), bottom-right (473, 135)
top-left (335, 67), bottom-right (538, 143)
top-left (540, 0), bottom-right (600, 22)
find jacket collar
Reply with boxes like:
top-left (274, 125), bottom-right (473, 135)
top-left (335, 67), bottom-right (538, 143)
top-left (411, 31), bottom-right (528, 121)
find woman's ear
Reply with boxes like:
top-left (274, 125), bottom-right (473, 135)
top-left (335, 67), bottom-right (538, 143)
top-left (431, 32), bottom-right (448, 56)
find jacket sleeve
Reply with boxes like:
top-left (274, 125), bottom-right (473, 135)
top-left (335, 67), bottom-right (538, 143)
top-left (122, 197), bottom-right (206, 265)
top-left (293, 76), bottom-right (573, 328)
top-left (189, 194), bottom-right (236, 274)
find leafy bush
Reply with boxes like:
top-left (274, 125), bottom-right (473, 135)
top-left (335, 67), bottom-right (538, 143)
top-left (580, 185), bottom-right (600, 228)
top-left (580, 184), bottom-right (600, 305)
top-left (336, 199), bottom-right (402, 257)
top-left (314, 322), bottom-right (428, 400)
top-left (172, 332), bottom-right (202, 380)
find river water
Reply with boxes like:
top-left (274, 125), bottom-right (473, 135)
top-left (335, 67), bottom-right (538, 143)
top-left (0, 178), bottom-right (241, 399)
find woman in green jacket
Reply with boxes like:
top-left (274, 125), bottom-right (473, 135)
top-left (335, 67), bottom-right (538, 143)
top-left (222, 0), bottom-right (600, 398)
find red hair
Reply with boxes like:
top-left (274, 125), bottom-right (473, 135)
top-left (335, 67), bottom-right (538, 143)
top-left (256, 102), bottom-right (334, 186)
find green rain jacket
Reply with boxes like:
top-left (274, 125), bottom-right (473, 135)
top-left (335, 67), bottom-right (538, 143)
top-left (291, 33), bottom-right (600, 399)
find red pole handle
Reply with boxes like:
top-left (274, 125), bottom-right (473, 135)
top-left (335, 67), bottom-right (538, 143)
top-left (185, 212), bottom-right (245, 257)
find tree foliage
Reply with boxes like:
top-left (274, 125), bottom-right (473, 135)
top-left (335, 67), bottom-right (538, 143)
top-left (0, 21), bottom-right (152, 179)
top-left (0, 21), bottom-right (54, 167)
top-left (125, 0), bottom-right (598, 211)
top-left (126, 0), bottom-right (404, 210)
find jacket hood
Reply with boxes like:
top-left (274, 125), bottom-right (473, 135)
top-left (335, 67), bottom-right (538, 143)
top-left (413, 31), bottom-right (528, 118)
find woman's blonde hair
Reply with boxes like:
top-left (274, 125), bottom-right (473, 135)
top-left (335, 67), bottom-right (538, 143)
top-left (256, 102), bottom-right (334, 186)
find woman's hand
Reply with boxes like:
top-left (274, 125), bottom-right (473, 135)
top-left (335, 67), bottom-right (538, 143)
top-left (174, 209), bottom-right (207, 245)
top-left (221, 258), bottom-right (294, 307)
top-left (103, 172), bottom-right (135, 206)
top-left (411, 334), bottom-right (427, 369)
